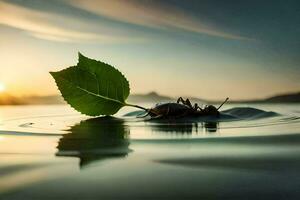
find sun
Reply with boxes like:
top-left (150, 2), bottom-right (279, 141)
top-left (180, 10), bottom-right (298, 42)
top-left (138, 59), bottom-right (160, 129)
top-left (0, 82), bottom-right (6, 93)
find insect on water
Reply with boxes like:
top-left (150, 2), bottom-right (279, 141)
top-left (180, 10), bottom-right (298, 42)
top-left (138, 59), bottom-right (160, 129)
top-left (142, 97), bottom-right (229, 119)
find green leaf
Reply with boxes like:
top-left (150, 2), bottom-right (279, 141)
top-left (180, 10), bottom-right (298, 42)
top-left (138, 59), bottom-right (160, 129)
top-left (50, 53), bottom-right (130, 116)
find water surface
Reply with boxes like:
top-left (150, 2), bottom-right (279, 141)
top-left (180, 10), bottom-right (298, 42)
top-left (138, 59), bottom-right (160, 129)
top-left (0, 104), bottom-right (300, 199)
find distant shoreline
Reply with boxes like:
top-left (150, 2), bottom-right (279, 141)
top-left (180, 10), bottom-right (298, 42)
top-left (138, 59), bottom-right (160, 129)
top-left (0, 91), bottom-right (299, 105)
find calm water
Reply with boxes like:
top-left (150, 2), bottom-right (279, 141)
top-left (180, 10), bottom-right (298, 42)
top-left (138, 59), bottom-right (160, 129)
top-left (0, 104), bottom-right (300, 199)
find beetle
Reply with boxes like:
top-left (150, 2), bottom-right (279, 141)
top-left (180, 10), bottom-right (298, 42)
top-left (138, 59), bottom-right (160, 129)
top-left (145, 97), bottom-right (229, 119)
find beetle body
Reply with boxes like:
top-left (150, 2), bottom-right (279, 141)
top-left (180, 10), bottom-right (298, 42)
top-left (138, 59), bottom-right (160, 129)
top-left (147, 97), bottom-right (228, 119)
top-left (148, 103), bottom-right (193, 118)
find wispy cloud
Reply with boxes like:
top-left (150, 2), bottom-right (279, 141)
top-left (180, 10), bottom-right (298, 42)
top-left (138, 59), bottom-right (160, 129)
top-left (0, 1), bottom-right (143, 43)
top-left (0, 0), bottom-right (249, 43)
top-left (68, 0), bottom-right (249, 40)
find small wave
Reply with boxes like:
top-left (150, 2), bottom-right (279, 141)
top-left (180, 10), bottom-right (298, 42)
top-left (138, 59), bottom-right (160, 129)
top-left (1, 106), bottom-right (298, 139)
top-left (19, 122), bottom-right (35, 128)
top-left (221, 107), bottom-right (279, 119)
top-left (0, 130), bottom-right (62, 137)
top-left (131, 132), bottom-right (300, 145)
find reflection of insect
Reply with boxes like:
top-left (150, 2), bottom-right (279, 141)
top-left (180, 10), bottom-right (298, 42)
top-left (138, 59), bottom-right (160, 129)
top-left (146, 97), bottom-right (229, 119)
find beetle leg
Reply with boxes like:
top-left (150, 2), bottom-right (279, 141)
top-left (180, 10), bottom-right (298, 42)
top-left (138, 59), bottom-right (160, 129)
top-left (177, 97), bottom-right (185, 104)
top-left (185, 98), bottom-right (193, 108)
top-left (194, 103), bottom-right (203, 111)
top-left (193, 103), bottom-right (198, 110)
top-left (177, 97), bottom-right (193, 109)
top-left (178, 97), bottom-right (189, 106)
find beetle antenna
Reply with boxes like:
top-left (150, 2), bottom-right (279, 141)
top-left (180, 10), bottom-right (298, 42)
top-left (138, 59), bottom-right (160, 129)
top-left (217, 97), bottom-right (229, 110)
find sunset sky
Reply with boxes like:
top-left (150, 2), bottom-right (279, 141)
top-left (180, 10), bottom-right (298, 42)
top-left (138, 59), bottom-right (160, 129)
top-left (0, 0), bottom-right (299, 100)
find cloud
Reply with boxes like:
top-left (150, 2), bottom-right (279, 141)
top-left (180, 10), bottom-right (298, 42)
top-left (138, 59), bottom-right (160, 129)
top-left (0, 0), bottom-right (250, 43)
top-left (0, 1), bottom-right (143, 43)
top-left (68, 0), bottom-right (249, 40)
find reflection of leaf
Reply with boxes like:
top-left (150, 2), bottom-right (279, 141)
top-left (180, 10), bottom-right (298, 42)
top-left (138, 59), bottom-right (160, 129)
top-left (56, 116), bottom-right (131, 168)
top-left (50, 53), bottom-right (130, 116)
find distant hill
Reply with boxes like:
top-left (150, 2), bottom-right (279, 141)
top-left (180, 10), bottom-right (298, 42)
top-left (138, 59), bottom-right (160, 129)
top-left (232, 91), bottom-right (300, 103)
top-left (0, 91), bottom-right (299, 105)
top-left (23, 95), bottom-right (65, 105)
top-left (127, 92), bottom-right (172, 103)
top-left (0, 92), bottom-right (209, 105)
top-left (262, 92), bottom-right (300, 103)
top-left (0, 94), bottom-right (65, 105)
top-left (128, 91), bottom-right (300, 104)
top-left (128, 92), bottom-right (209, 104)
top-left (0, 93), bottom-right (23, 105)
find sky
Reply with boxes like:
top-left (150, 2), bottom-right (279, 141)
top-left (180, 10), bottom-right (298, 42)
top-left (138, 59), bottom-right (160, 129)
top-left (0, 0), bottom-right (299, 100)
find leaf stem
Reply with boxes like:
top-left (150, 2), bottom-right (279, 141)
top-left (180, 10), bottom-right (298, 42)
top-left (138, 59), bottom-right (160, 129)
top-left (125, 103), bottom-right (149, 111)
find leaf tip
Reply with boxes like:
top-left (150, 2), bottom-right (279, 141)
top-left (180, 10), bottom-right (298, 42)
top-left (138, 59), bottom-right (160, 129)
top-left (49, 71), bottom-right (57, 77)
top-left (78, 52), bottom-right (86, 63)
